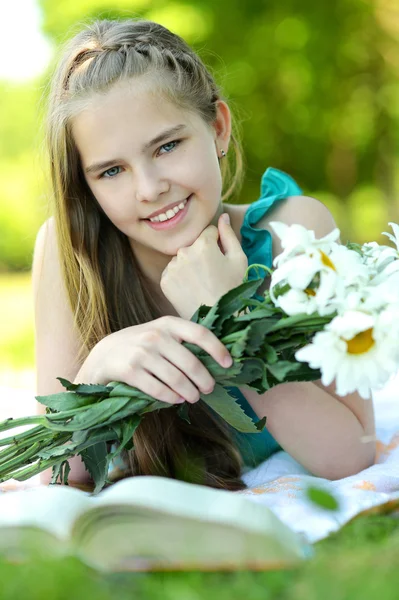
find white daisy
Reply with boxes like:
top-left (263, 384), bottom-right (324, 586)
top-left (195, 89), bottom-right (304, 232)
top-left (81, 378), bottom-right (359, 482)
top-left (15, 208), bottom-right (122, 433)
top-left (270, 221), bottom-right (340, 267)
top-left (295, 310), bottom-right (398, 399)
top-left (270, 239), bottom-right (367, 316)
top-left (361, 223), bottom-right (399, 276)
top-left (270, 251), bottom-right (338, 315)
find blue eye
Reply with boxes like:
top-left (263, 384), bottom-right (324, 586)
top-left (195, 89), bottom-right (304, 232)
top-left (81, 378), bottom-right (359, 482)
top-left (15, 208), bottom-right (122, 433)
top-left (159, 139), bottom-right (181, 154)
top-left (101, 166), bottom-right (122, 179)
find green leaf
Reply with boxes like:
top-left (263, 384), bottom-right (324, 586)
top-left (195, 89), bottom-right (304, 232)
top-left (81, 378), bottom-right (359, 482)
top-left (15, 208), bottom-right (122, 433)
top-left (230, 326), bottom-right (251, 358)
top-left (199, 300), bottom-right (220, 331)
top-left (119, 416), bottom-right (140, 450)
top-left (49, 396), bottom-right (131, 432)
top-left (177, 402), bottom-right (191, 424)
top-left (50, 461), bottom-right (63, 484)
top-left (281, 364), bottom-right (322, 383)
top-left (200, 383), bottom-right (262, 433)
top-left (212, 278), bottom-right (265, 336)
top-left (268, 313), bottom-right (332, 333)
top-left (245, 320), bottom-right (278, 357)
top-left (35, 392), bottom-right (97, 411)
top-left (346, 241), bottom-right (363, 255)
top-left (138, 400), bottom-right (172, 415)
top-left (196, 355), bottom-right (243, 384)
top-left (91, 399), bottom-right (149, 429)
top-left (106, 416), bottom-right (141, 465)
top-left (38, 443), bottom-right (77, 460)
top-left (62, 460), bottom-right (71, 486)
top-left (71, 429), bottom-right (90, 444)
top-left (80, 442), bottom-right (109, 494)
top-left (263, 344), bottom-right (278, 364)
top-left (266, 361), bottom-right (302, 382)
top-left (189, 303), bottom-right (211, 324)
top-left (255, 416), bottom-right (267, 431)
top-left (230, 358), bottom-right (264, 385)
top-left (235, 305), bottom-right (277, 321)
top-left (57, 377), bottom-right (111, 396)
top-left (70, 429), bottom-right (117, 456)
top-left (306, 485), bottom-right (340, 511)
top-left (108, 383), bottom-right (153, 401)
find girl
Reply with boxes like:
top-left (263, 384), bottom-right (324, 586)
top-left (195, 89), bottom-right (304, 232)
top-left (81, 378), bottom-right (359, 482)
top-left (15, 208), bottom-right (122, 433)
top-left (33, 17), bottom-right (376, 492)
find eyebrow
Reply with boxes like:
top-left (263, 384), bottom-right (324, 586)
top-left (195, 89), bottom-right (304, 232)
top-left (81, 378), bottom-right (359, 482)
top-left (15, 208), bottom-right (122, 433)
top-left (84, 124), bottom-right (187, 175)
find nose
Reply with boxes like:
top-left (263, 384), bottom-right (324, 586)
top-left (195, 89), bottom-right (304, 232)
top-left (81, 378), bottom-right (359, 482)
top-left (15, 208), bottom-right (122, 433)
top-left (134, 163), bottom-right (169, 203)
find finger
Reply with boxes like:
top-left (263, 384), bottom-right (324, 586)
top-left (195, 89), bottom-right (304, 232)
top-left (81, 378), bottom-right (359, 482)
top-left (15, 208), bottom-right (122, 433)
top-left (123, 369), bottom-right (186, 405)
top-left (159, 338), bottom-right (216, 400)
top-left (145, 352), bottom-right (204, 403)
top-left (217, 212), bottom-right (243, 257)
top-left (166, 316), bottom-right (233, 368)
top-left (197, 224), bottom-right (219, 243)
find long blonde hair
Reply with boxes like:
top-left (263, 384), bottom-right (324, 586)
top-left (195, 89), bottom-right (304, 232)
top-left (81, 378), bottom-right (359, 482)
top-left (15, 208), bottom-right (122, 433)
top-left (44, 17), bottom-right (247, 490)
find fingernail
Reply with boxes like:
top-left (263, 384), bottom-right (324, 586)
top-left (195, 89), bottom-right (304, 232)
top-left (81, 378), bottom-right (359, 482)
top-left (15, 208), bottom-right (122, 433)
top-left (222, 213), bottom-right (230, 225)
top-left (176, 397), bottom-right (185, 404)
top-left (223, 356), bottom-right (233, 367)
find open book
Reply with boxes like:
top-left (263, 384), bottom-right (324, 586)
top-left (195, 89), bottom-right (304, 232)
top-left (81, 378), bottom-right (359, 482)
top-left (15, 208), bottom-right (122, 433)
top-left (0, 475), bottom-right (312, 571)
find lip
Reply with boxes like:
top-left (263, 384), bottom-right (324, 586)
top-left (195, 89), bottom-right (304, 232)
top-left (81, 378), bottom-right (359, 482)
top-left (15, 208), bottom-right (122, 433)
top-left (143, 197), bottom-right (190, 220)
top-left (145, 195), bottom-right (192, 231)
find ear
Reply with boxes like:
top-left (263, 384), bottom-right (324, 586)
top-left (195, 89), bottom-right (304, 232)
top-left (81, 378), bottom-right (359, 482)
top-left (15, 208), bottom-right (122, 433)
top-left (212, 100), bottom-right (232, 153)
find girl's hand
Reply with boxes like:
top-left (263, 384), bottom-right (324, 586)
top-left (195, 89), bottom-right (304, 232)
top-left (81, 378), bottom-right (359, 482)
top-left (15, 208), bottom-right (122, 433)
top-left (82, 316), bottom-right (233, 405)
top-left (160, 213), bottom-right (248, 320)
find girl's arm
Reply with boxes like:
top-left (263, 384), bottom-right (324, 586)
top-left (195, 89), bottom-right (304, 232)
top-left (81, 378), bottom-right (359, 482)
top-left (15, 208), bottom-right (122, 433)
top-left (237, 381), bottom-right (376, 480)
top-left (32, 218), bottom-right (94, 488)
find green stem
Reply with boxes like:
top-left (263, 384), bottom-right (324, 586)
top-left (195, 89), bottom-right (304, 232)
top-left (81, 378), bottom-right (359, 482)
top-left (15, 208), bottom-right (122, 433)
top-left (0, 455), bottom-right (69, 483)
top-left (0, 444), bottom-right (22, 465)
top-left (0, 434), bottom-right (72, 482)
top-left (0, 424), bottom-right (45, 447)
top-left (269, 314), bottom-right (331, 332)
top-left (44, 403), bottom-right (100, 422)
top-left (0, 415), bottom-right (46, 433)
top-left (243, 263), bottom-right (273, 282)
top-left (0, 441), bottom-right (43, 479)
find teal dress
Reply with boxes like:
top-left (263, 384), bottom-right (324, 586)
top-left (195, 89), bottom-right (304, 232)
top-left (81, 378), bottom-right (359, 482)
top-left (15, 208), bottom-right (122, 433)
top-left (108, 167), bottom-right (303, 475)
top-left (223, 167), bottom-right (303, 469)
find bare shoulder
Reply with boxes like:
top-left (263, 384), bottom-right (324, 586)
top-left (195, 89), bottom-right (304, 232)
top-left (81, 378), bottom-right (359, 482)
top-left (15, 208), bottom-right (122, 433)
top-left (32, 217), bottom-right (86, 399)
top-left (224, 195), bottom-right (338, 258)
top-left (222, 202), bottom-right (251, 245)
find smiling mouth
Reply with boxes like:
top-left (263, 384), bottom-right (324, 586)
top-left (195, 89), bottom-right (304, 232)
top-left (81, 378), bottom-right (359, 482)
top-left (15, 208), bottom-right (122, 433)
top-left (143, 195), bottom-right (192, 222)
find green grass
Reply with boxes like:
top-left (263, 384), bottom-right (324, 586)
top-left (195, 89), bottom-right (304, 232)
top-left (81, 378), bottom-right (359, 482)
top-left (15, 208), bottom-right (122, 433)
top-left (1, 276), bottom-right (398, 597)
top-left (0, 514), bottom-right (398, 599)
top-left (0, 272), bottom-right (34, 370)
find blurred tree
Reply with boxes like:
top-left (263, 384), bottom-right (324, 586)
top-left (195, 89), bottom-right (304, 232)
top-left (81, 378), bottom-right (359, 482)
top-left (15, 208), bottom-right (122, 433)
top-left (0, 82), bottom-right (49, 270)
top-left (1, 0), bottom-right (399, 271)
top-left (37, 0), bottom-right (399, 242)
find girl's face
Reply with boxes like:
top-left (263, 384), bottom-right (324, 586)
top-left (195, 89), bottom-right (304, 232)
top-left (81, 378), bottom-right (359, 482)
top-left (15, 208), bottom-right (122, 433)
top-left (71, 78), bottom-right (231, 281)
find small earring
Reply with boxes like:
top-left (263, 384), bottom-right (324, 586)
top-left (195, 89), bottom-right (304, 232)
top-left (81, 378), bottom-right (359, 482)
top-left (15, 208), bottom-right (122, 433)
top-left (220, 149), bottom-right (226, 159)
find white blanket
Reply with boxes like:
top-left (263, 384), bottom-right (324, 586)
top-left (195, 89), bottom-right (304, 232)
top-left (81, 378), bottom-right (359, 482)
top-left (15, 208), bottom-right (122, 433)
top-left (1, 378), bottom-right (398, 544)
top-left (239, 374), bottom-right (399, 543)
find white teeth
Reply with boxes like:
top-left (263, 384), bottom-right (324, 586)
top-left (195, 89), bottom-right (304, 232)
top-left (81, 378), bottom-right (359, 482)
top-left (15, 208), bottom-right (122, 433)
top-left (149, 197), bottom-right (189, 223)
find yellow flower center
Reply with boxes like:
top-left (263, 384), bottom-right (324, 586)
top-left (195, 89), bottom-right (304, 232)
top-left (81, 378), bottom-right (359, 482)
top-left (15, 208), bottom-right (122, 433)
top-left (345, 328), bottom-right (375, 354)
top-left (305, 288), bottom-right (316, 296)
top-left (319, 250), bottom-right (336, 271)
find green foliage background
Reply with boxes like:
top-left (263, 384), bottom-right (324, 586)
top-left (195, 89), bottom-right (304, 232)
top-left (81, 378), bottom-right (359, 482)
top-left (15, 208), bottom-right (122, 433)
top-left (1, 0), bottom-right (399, 273)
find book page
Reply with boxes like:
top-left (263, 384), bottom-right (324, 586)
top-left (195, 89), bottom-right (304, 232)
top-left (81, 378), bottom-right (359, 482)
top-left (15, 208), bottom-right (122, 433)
top-left (0, 485), bottom-right (94, 541)
top-left (88, 476), bottom-right (300, 544)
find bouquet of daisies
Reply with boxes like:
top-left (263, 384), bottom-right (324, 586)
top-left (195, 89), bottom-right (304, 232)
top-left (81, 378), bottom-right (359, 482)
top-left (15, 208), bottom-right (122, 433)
top-left (269, 221), bottom-right (399, 398)
top-left (1, 221), bottom-right (398, 493)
